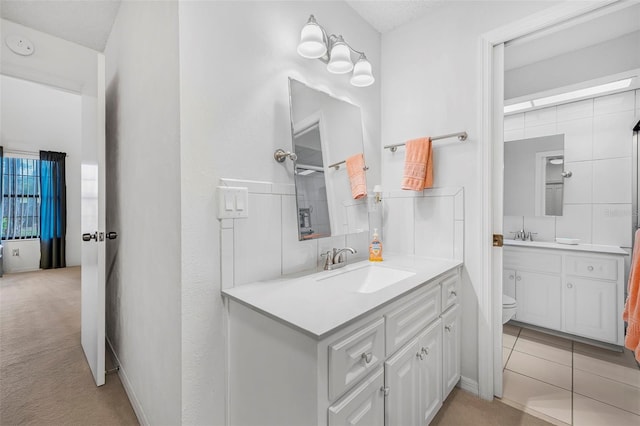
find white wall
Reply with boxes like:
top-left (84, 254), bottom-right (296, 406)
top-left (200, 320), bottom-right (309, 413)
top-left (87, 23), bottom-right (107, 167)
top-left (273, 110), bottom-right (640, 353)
top-left (505, 31), bottom-right (640, 99)
top-left (104, 1), bottom-right (181, 424)
top-left (178, 1), bottom-right (380, 423)
top-left (1, 75), bottom-right (82, 273)
top-left (381, 1), bottom-right (557, 387)
top-left (504, 90), bottom-right (639, 247)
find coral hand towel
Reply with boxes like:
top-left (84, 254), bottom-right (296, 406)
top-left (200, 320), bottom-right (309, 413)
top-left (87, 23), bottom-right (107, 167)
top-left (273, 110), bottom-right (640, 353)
top-left (624, 229), bottom-right (640, 362)
top-left (401, 137), bottom-right (433, 191)
top-left (346, 153), bottom-right (367, 199)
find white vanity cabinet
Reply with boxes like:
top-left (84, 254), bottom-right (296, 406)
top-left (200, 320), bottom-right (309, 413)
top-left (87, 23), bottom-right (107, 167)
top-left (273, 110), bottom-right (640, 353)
top-left (225, 265), bottom-right (461, 426)
top-left (504, 244), bottom-right (626, 345)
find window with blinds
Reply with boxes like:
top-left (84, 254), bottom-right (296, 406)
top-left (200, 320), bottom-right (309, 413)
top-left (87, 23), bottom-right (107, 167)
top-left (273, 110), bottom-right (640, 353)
top-left (1, 157), bottom-right (41, 240)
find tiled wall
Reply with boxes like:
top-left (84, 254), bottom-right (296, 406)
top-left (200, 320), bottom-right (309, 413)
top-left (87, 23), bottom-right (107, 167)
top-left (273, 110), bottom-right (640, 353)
top-left (220, 178), bottom-right (464, 289)
top-left (504, 89), bottom-right (640, 248)
top-left (381, 187), bottom-right (464, 261)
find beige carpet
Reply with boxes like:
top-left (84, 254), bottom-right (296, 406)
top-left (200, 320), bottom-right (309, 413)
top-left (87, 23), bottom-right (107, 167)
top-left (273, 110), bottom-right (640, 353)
top-left (433, 387), bottom-right (553, 426)
top-left (0, 267), bottom-right (138, 425)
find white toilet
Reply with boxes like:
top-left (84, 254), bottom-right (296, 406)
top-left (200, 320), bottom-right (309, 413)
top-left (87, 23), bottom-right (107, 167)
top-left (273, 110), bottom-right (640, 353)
top-left (502, 294), bottom-right (517, 324)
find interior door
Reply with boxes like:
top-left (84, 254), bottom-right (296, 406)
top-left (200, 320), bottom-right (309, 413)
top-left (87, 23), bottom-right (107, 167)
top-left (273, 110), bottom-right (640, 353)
top-left (80, 53), bottom-right (107, 386)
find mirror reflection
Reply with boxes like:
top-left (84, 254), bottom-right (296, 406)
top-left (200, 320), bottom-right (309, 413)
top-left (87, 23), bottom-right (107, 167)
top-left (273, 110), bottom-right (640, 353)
top-left (288, 78), bottom-right (369, 240)
top-left (504, 134), bottom-right (565, 217)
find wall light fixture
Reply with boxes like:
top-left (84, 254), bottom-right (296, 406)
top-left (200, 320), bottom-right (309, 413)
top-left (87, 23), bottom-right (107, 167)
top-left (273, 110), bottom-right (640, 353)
top-left (297, 15), bottom-right (374, 87)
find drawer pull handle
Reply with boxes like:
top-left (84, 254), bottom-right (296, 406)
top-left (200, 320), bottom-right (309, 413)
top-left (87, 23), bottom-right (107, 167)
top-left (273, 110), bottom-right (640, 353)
top-left (380, 386), bottom-right (390, 396)
top-left (417, 351), bottom-right (425, 360)
top-left (587, 265), bottom-right (594, 272)
top-left (450, 290), bottom-right (457, 296)
top-left (445, 325), bottom-right (452, 332)
top-left (567, 283), bottom-right (573, 289)
top-left (361, 352), bottom-right (373, 364)
top-left (421, 347), bottom-right (429, 356)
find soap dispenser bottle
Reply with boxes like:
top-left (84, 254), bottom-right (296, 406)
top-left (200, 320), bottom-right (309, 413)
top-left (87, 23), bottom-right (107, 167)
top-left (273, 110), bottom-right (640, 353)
top-left (369, 228), bottom-right (383, 262)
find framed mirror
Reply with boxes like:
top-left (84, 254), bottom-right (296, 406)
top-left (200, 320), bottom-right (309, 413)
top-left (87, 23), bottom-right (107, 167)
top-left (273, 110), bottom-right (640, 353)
top-left (504, 134), bottom-right (566, 217)
top-left (288, 78), bottom-right (369, 240)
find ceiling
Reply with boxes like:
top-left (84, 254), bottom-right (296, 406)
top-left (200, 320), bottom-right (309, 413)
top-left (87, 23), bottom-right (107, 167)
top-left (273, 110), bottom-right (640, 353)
top-left (0, 0), bottom-right (121, 52)
top-left (345, 0), bottom-right (443, 33)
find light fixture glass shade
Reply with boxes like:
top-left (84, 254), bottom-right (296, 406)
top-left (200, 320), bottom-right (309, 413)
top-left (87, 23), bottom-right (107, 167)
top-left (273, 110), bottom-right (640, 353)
top-left (327, 37), bottom-right (353, 74)
top-left (297, 16), bottom-right (326, 59)
top-left (350, 55), bottom-right (375, 87)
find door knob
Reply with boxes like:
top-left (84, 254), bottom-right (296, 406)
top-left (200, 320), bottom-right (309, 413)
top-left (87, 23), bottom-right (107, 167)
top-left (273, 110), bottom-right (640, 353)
top-left (82, 232), bottom-right (97, 242)
top-left (106, 232), bottom-right (118, 240)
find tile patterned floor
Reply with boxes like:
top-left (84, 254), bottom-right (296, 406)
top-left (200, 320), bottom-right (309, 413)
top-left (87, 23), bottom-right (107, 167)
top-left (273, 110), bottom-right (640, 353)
top-left (500, 324), bottom-right (640, 426)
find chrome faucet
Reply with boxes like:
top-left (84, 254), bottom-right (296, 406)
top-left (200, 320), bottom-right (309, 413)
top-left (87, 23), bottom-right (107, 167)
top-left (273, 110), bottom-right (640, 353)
top-left (510, 229), bottom-right (537, 241)
top-left (322, 247), bottom-right (357, 270)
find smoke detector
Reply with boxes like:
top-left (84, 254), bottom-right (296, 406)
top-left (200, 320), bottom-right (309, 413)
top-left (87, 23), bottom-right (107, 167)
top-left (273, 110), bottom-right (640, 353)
top-left (6, 35), bottom-right (34, 56)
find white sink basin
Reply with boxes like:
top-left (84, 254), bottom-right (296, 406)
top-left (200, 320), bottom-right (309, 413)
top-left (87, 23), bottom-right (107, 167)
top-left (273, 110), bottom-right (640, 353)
top-left (316, 264), bottom-right (416, 293)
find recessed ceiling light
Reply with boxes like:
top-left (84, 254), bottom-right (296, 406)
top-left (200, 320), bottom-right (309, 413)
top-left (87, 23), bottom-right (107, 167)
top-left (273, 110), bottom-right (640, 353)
top-left (504, 101), bottom-right (532, 114)
top-left (533, 78), bottom-right (633, 107)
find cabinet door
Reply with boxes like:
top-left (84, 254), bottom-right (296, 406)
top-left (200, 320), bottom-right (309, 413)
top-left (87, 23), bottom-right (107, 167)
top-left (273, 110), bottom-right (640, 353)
top-left (503, 269), bottom-right (516, 319)
top-left (564, 277), bottom-right (617, 343)
top-left (385, 337), bottom-right (421, 426)
top-left (417, 319), bottom-right (443, 425)
top-left (515, 271), bottom-right (562, 330)
top-left (441, 305), bottom-right (460, 398)
top-left (329, 367), bottom-right (385, 426)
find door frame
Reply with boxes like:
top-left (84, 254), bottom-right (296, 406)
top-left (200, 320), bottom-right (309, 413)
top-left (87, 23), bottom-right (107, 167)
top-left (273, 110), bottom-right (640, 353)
top-left (477, 0), bottom-right (625, 399)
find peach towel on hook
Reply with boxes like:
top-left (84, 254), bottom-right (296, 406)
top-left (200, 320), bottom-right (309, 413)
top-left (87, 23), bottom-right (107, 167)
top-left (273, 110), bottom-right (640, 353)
top-left (346, 153), bottom-right (367, 199)
top-left (401, 137), bottom-right (433, 191)
top-left (623, 229), bottom-right (640, 362)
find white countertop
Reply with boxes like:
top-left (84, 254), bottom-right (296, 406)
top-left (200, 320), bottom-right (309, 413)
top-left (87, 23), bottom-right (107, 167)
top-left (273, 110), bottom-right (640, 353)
top-left (222, 254), bottom-right (462, 340)
top-left (504, 239), bottom-right (628, 255)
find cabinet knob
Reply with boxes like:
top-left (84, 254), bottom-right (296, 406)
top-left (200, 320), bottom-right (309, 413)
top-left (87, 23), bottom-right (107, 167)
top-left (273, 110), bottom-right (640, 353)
top-left (509, 275), bottom-right (514, 280)
top-left (450, 290), bottom-right (457, 297)
top-left (445, 325), bottom-right (452, 332)
top-left (380, 386), bottom-right (390, 396)
top-left (421, 347), bottom-right (429, 356)
top-left (361, 352), bottom-right (373, 364)
top-left (416, 352), bottom-right (425, 361)
top-left (587, 265), bottom-right (594, 272)
top-left (567, 283), bottom-right (573, 289)
top-left (516, 276), bottom-right (522, 281)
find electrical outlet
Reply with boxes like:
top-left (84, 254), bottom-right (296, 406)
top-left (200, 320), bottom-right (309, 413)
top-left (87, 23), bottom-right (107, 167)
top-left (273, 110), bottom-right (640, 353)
top-left (12, 248), bottom-right (19, 256)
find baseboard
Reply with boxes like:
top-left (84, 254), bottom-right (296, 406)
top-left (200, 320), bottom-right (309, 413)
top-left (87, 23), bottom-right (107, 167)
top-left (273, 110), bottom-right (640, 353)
top-left (106, 337), bottom-right (149, 426)
top-left (458, 375), bottom-right (479, 395)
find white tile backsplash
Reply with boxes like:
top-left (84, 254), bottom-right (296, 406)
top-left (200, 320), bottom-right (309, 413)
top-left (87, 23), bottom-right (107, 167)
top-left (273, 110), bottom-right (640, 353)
top-left (557, 99), bottom-right (593, 122)
top-left (555, 204), bottom-right (592, 244)
top-left (593, 111), bottom-right (635, 159)
top-left (234, 193), bottom-right (282, 285)
top-left (523, 216), bottom-right (556, 242)
top-left (525, 123), bottom-right (557, 139)
top-left (592, 204), bottom-right (632, 247)
top-left (525, 107), bottom-right (557, 127)
top-left (504, 129), bottom-right (525, 142)
top-left (592, 158), bottom-right (632, 204)
top-left (454, 221), bottom-right (464, 261)
top-left (504, 113), bottom-right (525, 131)
top-left (563, 161), bottom-right (592, 204)
top-left (382, 197), bottom-right (415, 255)
top-left (504, 216), bottom-right (524, 236)
top-left (414, 196), bottom-right (455, 259)
top-left (557, 117), bottom-right (593, 162)
top-left (594, 91), bottom-right (635, 116)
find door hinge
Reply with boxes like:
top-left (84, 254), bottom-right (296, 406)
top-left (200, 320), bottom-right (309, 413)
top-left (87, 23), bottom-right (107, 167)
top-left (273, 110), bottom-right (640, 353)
top-left (493, 234), bottom-right (503, 247)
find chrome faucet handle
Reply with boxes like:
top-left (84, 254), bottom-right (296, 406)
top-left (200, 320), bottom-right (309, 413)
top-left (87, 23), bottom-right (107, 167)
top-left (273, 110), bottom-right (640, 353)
top-left (528, 232), bottom-right (537, 241)
top-left (321, 251), bottom-right (334, 269)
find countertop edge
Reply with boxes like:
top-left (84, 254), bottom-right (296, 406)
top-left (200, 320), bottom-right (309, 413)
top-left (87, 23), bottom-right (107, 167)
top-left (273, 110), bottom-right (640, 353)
top-left (504, 240), bottom-right (628, 255)
top-left (222, 260), bottom-right (462, 340)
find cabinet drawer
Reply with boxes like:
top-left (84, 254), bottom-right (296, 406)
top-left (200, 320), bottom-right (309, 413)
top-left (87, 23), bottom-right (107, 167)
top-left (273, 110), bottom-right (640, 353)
top-left (328, 366), bottom-right (384, 426)
top-left (504, 248), bottom-right (562, 274)
top-left (441, 273), bottom-right (459, 311)
top-left (565, 255), bottom-right (618, 281)
top-left (385, 284), bottom-right (441, 356)
top-left (329, 317), bottom-right (385, 400)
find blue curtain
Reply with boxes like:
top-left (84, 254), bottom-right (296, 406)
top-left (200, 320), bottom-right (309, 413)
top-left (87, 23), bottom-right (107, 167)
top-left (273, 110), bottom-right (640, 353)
top-left (40, 151), bottom-right (66, 269)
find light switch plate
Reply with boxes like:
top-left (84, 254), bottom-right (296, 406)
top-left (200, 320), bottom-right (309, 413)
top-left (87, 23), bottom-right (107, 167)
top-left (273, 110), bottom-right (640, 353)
top-left (217, 186), bottom-right (249, 219)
